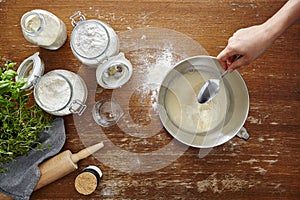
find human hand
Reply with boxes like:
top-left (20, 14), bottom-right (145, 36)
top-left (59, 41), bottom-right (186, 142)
top-left (217, 24), bottom-right (276, 72)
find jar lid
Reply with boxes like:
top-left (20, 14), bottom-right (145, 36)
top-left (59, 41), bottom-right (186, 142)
top-left (96, 53), bottom-right (133, 89)
top-left (16, 52), bottom-right (44, 90)
top-left (20, 11), bottom-right (45, 35)
top-left (70, 19), bottom-right (110, 60)
top-left (34, 71), bottom-right (73, 113)
top-left (75, 165), bottom-right (103, 195)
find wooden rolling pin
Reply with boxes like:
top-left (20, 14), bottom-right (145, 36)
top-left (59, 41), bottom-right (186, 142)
top-left (0, 193), bottom-right (12, 200)
top-left (0, 142), bottom-right (104, 200)
top-left (34, 142), bottom-right (104, 190)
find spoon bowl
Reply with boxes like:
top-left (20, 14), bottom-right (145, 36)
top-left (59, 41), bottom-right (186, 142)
top-left (197, 70), bottom-right (228, 104)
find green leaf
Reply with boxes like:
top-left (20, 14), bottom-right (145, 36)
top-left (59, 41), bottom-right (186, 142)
top-left (0, 80), bottom-right (10, 95)
top-left (1, 69), bottom-right (18, 80)
top-left (4, 61), bottom-right (16, 69)
top-left (15, 78), bottom-right (27, 88)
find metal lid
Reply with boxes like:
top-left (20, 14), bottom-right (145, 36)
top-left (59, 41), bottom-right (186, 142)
top-left (96, 53), bottom-right (132, 89)
top-left (16, 52), bottom-right (44, 90)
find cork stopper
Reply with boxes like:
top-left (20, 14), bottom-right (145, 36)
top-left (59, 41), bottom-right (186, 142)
top-left (74, 166), bottom-right (102, 195)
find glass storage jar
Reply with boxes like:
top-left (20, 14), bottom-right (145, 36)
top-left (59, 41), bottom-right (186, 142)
top-left (20, 9), bottom-right (67, 50)
top-left (16, 54), bottom-right (87, 116)
top-left (70, 11), bottom-right (120, 66)
top-left (33, 69), bottom-right (88, 116)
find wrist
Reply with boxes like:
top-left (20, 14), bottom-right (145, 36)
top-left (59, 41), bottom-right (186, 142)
top-left (261, 20), bottom-right (281, 43)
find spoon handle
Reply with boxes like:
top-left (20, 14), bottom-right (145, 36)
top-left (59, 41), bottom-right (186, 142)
top-left (220, 70), bottom-right (228, 78)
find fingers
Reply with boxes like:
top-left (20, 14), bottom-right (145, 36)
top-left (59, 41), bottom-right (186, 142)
top-left (217, 51), bottom-right (246, 72)
top-left (227, 58), bottom-right (243, 72)
top-left (217, 48), bottom-right (238, 70)
top-left (227, 56), bottom-right (253, 72)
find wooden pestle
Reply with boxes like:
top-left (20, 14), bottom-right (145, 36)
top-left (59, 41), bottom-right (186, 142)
top-left (34, 142), bottom-right (104, 190)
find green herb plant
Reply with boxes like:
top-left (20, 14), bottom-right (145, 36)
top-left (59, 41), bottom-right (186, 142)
top-left (0, 57), bottom-right (52, 172)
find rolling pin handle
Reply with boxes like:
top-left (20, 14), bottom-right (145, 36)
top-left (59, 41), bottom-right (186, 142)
top-left (71, 142), bottom-right (104, 163)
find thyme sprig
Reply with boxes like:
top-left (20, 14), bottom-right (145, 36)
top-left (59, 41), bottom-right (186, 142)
top-left (0, 57), bottom-right (52, 172)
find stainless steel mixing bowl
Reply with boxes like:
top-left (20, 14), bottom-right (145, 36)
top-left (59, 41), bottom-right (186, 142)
top-left (157, 56), bottom-right (249, 148)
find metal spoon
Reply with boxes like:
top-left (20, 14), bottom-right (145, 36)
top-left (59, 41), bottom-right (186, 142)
top-left (197, 55), bottom-right (241, 104)
top-left (197, 70), bottom-right (228, 104)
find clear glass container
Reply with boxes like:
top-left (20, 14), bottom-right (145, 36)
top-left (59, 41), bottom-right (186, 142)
top-left (20, 9), bottom-right (67, 50)
top-left (70, 11), bottom-right (120, 66)
top-left (34, 69), bottom-right (88, 116)
top-left (92, 98), bottom-right (123, 127)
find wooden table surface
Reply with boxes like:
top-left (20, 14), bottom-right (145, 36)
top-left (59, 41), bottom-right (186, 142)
top-left (1, 0), bottom-right (299, 199)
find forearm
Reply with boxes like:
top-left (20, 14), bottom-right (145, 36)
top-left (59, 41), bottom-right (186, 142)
top-left (217, 0), bottom-right (300, 71)
top-left (263, 0), bottom-right (300, 41)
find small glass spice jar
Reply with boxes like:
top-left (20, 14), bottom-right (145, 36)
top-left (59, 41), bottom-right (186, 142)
top-left (92, 98), bottom-right (123, 127)
top-left (20, 9), bottom-right (67, 50)
top-left (70, 11), bottom-right (120, 66)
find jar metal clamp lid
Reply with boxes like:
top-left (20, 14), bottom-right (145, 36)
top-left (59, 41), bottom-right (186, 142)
top-left (16, 52), bottom-right (45, 90)
top-left (17, 54), bottom-right (88, 116)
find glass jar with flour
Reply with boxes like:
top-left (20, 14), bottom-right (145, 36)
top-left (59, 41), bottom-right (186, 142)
top-left (33, 69), bottom-right (88, 116)
top-left (17, 53), bottom-right (88, 116)
top-left (20, 9), bottom-right (67, 50)
top-left (70, 11), bottom-right (120, 66)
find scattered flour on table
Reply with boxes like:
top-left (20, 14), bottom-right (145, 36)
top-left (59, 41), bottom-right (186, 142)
top-left (145, 50), bottom-right (174, 86)
top-left (134, 48), bottom-right (177, 111)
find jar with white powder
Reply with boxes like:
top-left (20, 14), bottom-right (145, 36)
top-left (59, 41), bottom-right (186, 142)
top-left (17, 55), bottom-right (88, 116)
top-left (70, 11), bottom-right (119, 66)
top-left (33, 70), bottom-right (88, 116)
top-left (20, 9), bottom-right (67, 50)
